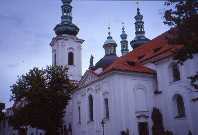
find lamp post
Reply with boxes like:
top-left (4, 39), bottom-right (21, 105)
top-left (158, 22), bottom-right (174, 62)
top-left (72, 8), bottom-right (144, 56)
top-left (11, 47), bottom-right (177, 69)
top-left (101, 119), bottom-right (105, 135)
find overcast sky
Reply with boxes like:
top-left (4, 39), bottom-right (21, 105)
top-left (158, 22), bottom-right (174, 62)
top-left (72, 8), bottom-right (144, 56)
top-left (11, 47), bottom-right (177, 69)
top-left (0, 0), bottom-right (170, 107)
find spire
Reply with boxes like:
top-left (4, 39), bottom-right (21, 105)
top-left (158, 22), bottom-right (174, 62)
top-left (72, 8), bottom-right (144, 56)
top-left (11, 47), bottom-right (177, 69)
top-left (54, 0), bottom-right (79, 36)
top-left (61, 0), bottom-right (72, 23)
top-left (120, 23), bottom-right (129, 56)
top-left (134, 8), bottom-right (145, 35)
top-left (107, 26), bottom-right (112, 40)
top-left (103, 26), bottom-right (117, 56)
top-left (130, 6), bottom-right (150, 49)
top-left (89, 55), bottom-right (94, 69)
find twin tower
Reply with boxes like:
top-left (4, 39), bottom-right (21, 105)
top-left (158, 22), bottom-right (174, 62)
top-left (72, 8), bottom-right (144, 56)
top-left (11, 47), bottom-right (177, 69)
top-left (50, 0), bottom-right (149, 81)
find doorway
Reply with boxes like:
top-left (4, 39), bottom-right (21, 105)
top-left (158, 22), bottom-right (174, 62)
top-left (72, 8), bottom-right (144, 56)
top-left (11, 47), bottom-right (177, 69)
top-left (138, 122), bottom-right (149, 135)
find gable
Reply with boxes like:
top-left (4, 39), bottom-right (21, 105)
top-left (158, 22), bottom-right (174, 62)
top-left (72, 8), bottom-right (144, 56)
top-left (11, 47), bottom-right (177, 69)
top-left (78, 70), bottom-right (98, 87)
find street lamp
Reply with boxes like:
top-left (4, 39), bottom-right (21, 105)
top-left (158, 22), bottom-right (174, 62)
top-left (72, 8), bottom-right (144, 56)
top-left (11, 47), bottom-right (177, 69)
top-left (101, 119), bottom-right (105, 135)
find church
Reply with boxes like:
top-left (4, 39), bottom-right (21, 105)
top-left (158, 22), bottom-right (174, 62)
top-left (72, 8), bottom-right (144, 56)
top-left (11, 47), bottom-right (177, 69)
top-left (50, 0), bottom-right (198, 135)
top-left (1, 0), bottom-right (198, 135)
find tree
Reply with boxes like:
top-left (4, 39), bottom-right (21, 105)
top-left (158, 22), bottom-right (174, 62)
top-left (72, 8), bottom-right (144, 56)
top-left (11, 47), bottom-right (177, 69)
top-left (9, 65), bottom-right (75, 135)
top-left (0, 102), bottom-right (5, 122)
top-left (151, 108), bottom-right (165, 135)
top-left (164, 0), bottom-right (198, 89)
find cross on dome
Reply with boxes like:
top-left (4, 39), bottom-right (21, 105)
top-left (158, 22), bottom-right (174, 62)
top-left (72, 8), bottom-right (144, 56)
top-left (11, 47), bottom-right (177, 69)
top-left (107, 26), bottom-right (112, 39)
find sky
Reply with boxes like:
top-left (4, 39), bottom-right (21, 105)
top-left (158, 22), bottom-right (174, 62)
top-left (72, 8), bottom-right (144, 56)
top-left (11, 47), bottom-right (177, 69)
top-left (0, 0), bottom-right (170, 108)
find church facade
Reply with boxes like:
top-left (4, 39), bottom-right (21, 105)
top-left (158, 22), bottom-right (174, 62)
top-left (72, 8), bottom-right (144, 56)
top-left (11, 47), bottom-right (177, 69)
top-left (51, 1), bottom-right (198, 135)
top-left (1, 0), bottom-right (198, 135)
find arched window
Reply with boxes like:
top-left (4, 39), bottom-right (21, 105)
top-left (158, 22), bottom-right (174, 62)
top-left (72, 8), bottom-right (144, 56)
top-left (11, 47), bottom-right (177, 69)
top-left (68, 52), bottom-right (74, 65)
top-left (88, 95), bottom-right (94, 121)
top-left (172, 63), bottom-right (180, 82)
top-left (174, 94), bottom-right (186, 117)
top-left (54, 53), bottom-right (56, 65)
top-left (78, 106), bottom-right (81, 124)
top-left (104, 98), bottom-right (109, 119)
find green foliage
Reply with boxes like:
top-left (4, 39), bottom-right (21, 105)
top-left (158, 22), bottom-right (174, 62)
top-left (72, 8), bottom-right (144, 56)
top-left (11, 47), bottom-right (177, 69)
top-left (164, 0), bottom-right (198, 89)
top-left (164, 0), bottom-right (198, 63)
top-left (9, 65), bottom-right (75, 135)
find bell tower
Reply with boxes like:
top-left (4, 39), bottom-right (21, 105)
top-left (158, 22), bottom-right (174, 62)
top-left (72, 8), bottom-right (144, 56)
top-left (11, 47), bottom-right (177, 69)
top-left (120, 24), bottom-right (129, 56)
top-left (50, 0), bottom-right (84, 81)
top-left (130, 7), bottom-right (150, 49)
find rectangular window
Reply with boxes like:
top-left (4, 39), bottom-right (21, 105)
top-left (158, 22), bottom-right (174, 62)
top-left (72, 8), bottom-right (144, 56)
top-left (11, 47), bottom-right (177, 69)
top-left (54, 53), bottom-right (56, 65)
top-left (78, 106), bottom-right (81, 124)
top-left (104, 98), bottom-right (109, 119)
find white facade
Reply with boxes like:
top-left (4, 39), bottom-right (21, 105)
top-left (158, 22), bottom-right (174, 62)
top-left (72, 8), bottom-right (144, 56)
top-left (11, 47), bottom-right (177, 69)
top-left (50, 35), bottom-right (84, 81)
top-left (68, 54), bottom-right (198, 135)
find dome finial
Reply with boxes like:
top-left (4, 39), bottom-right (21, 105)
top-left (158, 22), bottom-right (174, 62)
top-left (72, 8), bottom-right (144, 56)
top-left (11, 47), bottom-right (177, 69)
top-left (103, 25), bottom-right (117, 56)
top-left (136, 0), bottom-right (141, 15)
top-left (108, 26), bottom-right (111, 37)
top-left (136, 0), bottom-right (139, 8)
top-left (130, 1), bottom-right (150, 49)
top-left (120, 22), bottom-right (127, 40)
top-left (120, 22), bottom-right (129, 56)
top-left (107, 25), bottom-right (112, 39)
top-left (122, 22), bottom-right (125, 32)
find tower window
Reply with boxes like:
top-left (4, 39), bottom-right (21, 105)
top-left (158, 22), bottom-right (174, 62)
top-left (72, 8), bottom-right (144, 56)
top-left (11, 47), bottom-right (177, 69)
top-left (54, 53), bottom-right (56, 65)
top-left (172, 63), bottom-right (180, 82)
top-left (104, 98), bottom-right (109, 119)
top-left (88, 95), bottom-right (94, 121)
top-left (68, 52), bottom-right (74, 65)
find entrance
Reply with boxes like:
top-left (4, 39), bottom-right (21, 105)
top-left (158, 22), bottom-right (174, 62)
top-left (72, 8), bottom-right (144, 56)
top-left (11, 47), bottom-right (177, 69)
top-left (138, 122), bottom-right (149, 135)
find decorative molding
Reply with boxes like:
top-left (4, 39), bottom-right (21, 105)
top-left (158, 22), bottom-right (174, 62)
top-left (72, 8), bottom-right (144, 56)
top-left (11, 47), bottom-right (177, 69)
top-left (95, 84), bottom-right (100, 93)
top-left (67, 47), bottom-right (74, 51)
top-left (192, 97), bottom-right (198, 102)
top-left (81, 91), bottom-right (86, 97)
top-left (77, 101), bottom-right (81, 104)
top-left (135, 111), bottom-right (149, 119)
top-left (136, 114), bottom-right (149, 119)
top-left (154, 90), bottom-right (162, 95)
top-left (102, 91), bottom-right (109, 96)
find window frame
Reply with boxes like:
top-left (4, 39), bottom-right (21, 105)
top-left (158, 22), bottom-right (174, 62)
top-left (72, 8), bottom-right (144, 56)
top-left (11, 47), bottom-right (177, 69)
top-left (88, 95), bottom-right (94, 121)
top-left (104, 98), bottom-right (110, 119)
top-left (172, 63), bottom-right (181, 82)
top-left (68, 52), bottom-right (74, 65)
top-left (174, 94), bottom-right (186, 118)
top-left (78, 106), bottom-right (81, 124)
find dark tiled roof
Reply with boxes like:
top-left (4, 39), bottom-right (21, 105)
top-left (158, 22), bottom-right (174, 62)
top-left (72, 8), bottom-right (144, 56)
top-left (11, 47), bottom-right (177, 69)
top-left (95, 55), bottom-right (118, 69)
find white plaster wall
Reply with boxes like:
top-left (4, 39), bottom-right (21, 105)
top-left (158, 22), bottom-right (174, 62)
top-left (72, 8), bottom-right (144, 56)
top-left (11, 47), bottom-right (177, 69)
top-left (51, 35), bottom-right (83, 81)
top-left (72, 72), bottom-right (155, 135)
top-left (68, 55), bottom-right (198, 135)
top-left (148, 55), bottom-right (198, 135)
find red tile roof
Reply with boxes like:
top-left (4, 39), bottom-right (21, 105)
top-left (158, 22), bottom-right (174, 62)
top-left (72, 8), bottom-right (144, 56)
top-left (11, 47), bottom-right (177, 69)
top-left (101, 32), bottom-right (182, 75)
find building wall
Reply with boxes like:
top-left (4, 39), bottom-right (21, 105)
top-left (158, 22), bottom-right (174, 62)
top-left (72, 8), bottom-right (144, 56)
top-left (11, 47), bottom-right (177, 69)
top-left (51, 35), bottom-right (83, 81)
top-left (146, 55), bottom-right (198, 135)
top-left (72, 73), bottom-right (155, 135)
top-left (69, 55), bottom-right (198, 135)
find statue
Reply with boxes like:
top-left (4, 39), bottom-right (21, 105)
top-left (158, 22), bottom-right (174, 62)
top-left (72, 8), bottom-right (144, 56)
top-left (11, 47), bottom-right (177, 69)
top-left (89, 55), bottom-right (94, 69)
